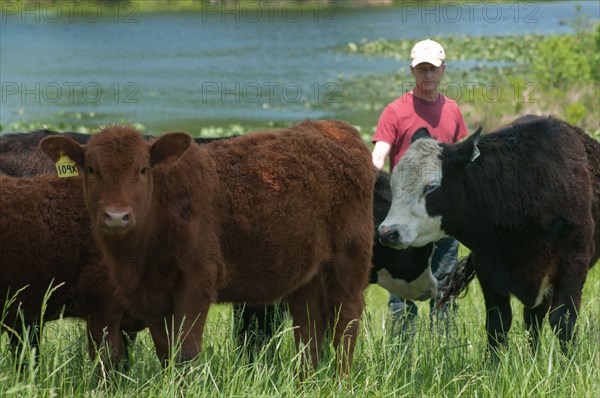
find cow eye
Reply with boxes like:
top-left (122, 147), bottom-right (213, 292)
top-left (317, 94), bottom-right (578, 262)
top-left (140, 167), bottom-right (148, 175)
top-left (85, 166), bottom-right (95, 175)
top-left (422, 183), bottom-right (438, 196)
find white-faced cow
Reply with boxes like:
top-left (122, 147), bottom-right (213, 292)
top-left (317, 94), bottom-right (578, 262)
top-left (378, 115), bottom-right (600, 353)
top-left (40, 121), bottom-right (376, 371)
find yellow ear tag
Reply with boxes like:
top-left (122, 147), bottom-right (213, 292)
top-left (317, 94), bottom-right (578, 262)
top-left (55, 152), bottom-right (79, 178)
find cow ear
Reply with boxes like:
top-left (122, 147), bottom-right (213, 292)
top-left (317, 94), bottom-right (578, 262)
top-left (411, 127), bottom-right (433, 143)
top-left (39, 136), bottom-right (85, 165)
top-left (150, 132), bottom-right (192, 167)
top-left (455, 127), bottom-right (482, 164)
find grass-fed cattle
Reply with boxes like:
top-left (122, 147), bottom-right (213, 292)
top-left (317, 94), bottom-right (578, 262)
top-left (379, 116), bottom-right (600, 353)
top-left (0, 174), bottom-right (144, 361)
top-left (40, 121), bottom-right (376, 370)
top-left (0, 129), bottom-right (239, 362)
top-left (1, 129), bottom-right (435, 357)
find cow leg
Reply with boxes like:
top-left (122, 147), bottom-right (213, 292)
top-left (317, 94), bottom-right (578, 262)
top-left (148, 311), bottom-right (208, 365)
top-left (548, 279), bottom-right (584, 354)
top-left (87, 309), bottom-right (125, 365)
top-left (286, 280), bottom-right (327, 371)
top-left (233, 303), bottom-right (279, 350)
top-left (479, 277), bottom-right (512, 354)
top-left (548, 240), bottom-right (591, 354)
top-left (328, 243), bottom-right (370, 373)
top-left (523, 294), bottom-right (551, 351)
top-left (173, 292), bottom-right (211, 363)
top-left (148, 320), bottom-right (171, 365)
top-left (328, 291), bottom-right (363, 374)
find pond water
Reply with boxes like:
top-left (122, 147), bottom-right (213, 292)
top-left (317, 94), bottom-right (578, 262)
top-left (1, 1), bottom-right (598, 132)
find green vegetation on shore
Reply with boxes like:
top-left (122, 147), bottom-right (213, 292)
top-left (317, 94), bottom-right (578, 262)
top-left (0, 0), bottom-right (396, 13)
top-left (4, 26), bottom-right (598, 142)
top-left (343, 20), bottom-right (600, 138)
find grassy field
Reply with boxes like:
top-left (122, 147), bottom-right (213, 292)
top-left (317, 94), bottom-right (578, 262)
top-left (1, 260), bottom-right (598, 397)
top-left (1, 7), bottom-right (598, 397)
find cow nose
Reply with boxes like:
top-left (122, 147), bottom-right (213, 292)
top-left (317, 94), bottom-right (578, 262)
top-left (103, 210), bottom-right (131, 229)
top-left (378, 225), bottom-right (403, 246)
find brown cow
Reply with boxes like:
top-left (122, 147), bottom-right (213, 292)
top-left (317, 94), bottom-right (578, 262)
top-left (40, 120), bottom-right (376, 371)
top-left (0, 174), bottom-right (143, 362)
top-left (0, 129), bottom-right (239, 363)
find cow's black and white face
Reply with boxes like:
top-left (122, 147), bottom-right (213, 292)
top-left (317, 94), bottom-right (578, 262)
top-left (378, 138), bottom-right (447, 248)
top-left (378, 128), bottom-right (482, 249)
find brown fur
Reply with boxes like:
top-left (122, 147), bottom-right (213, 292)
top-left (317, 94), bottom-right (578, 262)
top-left (0, 130), bottom-right (241, 361)
top-left (0, 130), bottom-right (89, 177)
top-left (2, 128), bottom-right (434, 360)
top-left (40, 120), bottom-right (376, 371)
top-left (0, 174), bottom-right (143, 360)
top-left (0, 129), bottom-right (236, 178)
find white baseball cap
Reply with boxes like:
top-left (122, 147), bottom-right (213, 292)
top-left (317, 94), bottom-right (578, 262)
top-left (411, 39), bottom-right (446, 67)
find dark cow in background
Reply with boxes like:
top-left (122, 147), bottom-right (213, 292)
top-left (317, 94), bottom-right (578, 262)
top-left (379, 115), bottom-right (600, 353)
top-left (0, 129), bottom-right (89, 177)
top-left (40, 121), bottom-right (376, 371)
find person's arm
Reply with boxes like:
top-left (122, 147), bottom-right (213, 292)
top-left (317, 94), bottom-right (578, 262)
top-left (372, 141), bottom-right (392, 171)
top-left (454, 106), bottom-right (469, 142)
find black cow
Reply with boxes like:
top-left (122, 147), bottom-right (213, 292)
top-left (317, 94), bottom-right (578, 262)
top-left (379, 115), bottom-right (600, 353)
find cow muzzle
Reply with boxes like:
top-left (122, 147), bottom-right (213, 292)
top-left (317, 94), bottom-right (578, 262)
top-left (99, 208), bottom-right (135, 234)
top-left (378, 224), bottom-right (409, 249)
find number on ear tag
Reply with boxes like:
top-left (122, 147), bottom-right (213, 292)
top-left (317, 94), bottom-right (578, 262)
top-left (55, 153), bottom-right (79, 178)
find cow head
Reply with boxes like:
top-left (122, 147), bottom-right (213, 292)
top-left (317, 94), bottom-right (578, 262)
top-left (40, 126), bottom-right (192, 239)
top-left (378, 127), bottom-right (481, 248)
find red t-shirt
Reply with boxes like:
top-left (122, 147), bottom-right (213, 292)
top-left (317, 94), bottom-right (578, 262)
top-left (373, 91), bottom-right (468, 171)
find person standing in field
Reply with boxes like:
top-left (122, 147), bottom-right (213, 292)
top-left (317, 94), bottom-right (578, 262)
top-left (371, 39), bottom-right (468, 334)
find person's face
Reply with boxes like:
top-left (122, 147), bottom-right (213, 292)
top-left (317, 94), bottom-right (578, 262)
top-left (411, 62), bottom-right (445, 93)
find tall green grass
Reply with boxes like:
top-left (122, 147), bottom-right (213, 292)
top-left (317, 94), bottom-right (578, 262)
top-left (2, 263), bottom-right (598, 397)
